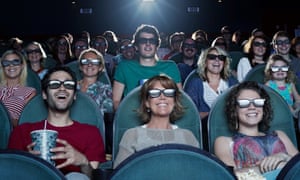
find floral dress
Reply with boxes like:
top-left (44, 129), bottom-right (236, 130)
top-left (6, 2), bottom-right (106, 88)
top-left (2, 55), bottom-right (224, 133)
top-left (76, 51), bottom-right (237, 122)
top-left (77, 81), bottom-right (113, 115)
top-left (232, 132), bottom-right (287, 169)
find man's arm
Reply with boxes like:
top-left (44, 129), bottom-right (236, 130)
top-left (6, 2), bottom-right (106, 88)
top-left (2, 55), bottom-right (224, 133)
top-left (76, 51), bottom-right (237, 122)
top-left (112, 80), bottom-right (125, 111)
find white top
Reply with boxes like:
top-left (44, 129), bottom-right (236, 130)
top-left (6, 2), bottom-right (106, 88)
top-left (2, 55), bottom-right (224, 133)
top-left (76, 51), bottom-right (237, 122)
top-left (237, 57), bottom-right (252, 82)
top-left (203, 79), bottom-right (229, 108)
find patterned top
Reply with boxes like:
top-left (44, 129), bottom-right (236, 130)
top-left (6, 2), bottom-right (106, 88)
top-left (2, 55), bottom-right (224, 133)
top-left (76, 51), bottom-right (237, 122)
top-left (77, 81), bottom-right (113, 115)
top-left (0, 85), bottom-right (36, 122)
top-left (232, 132), bottom-right (287, 169)
top-left (268, 80), bottom-right (293, 106)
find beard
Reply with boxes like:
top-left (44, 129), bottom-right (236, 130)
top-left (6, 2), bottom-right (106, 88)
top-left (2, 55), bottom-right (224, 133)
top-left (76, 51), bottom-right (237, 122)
top-left (47, 97), bottom-right (74, 113)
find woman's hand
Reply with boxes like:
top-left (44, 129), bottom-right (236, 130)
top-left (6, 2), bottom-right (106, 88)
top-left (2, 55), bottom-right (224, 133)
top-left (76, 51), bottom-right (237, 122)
top-left (257, 153), bottom-right (289, 173)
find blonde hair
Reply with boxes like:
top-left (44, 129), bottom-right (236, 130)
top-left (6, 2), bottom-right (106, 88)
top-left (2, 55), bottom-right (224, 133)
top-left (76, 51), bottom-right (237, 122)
top-left (197, 46), bottom-right (231, 82)
top-left (264, 54), bottom-right (295, 83)
top-left (0, 50), bottom-right (28, 86)
top-left (78, 48), bottom-right (106, 73)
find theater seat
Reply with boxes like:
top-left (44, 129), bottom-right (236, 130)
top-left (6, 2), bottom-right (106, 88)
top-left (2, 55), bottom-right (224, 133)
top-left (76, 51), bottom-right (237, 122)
top-left (109, 144), bottom-right (235, 180)
top-left (26, 68), bottom-right (42, 94)
top-left (18, 91), bottom-right (105, 146)
top-left (111, 86), bottom-right (202, 164)
top-left (96, 86), bottom-right (202, 178)
top-left (242, 64), bottom-right (266, 83)
top-left (0, 101), bottom-right (12, 149)
top-left (208, 84), bottom-right (298, 154)
top-left (0, 149), bottom-right (66, 180)
top-left (277, 153), bottom-right (300, 180)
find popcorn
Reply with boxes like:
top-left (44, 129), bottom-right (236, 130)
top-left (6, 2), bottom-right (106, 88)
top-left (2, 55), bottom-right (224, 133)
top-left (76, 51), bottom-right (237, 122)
top-left (236, 169), bottom-right (266, 180)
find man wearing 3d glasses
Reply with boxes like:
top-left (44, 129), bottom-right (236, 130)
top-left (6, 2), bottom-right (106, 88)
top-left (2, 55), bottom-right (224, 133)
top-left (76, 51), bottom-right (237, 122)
top-left (8, 66), bottom-right (106, 179)
top-left (112, 24), bottom-right (182, 111)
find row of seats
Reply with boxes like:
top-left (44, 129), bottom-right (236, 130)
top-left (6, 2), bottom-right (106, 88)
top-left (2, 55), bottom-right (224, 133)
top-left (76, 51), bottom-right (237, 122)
top-left (1, 143), bottom-right (300, 179)
top-left (1, 74), bottom-right (298, 155)
top-left (0, 78), bottom-right (299, 179)
top-left (105, 143), bottom-right (300, 180)
top-left (1, 62), bottom-right (299, 179)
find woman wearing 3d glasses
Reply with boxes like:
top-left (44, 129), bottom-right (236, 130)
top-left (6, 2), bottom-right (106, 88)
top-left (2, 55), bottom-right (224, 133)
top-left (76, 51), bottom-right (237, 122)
top-left (184, 46), bottom-right (238, 150)
top-left (0, 50), bottom-right (36, 127)
top-left (237, 34), bottom-right (270, 82)
top-left (25, 41), bottom-right (49, 79)
top-left (214, 81), bottom-right (298, 179)
top-left (113, 75), bottom-right (199, 168)
top-left (264, 54), bottom-right (300, 118)
top-left (77, 48), bottom-right (113, 115)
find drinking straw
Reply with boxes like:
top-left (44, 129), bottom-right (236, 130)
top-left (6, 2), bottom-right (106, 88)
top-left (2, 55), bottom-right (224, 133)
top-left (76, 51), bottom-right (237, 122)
top-left (44, 120), bottom-right (47, 130)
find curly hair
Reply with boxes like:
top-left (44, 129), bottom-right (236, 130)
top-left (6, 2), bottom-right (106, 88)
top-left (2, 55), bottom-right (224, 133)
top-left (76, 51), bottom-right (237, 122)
top-left (225, 81), bottom-right (272, 132)
top-left (137, 74), bottom-right (184, 123)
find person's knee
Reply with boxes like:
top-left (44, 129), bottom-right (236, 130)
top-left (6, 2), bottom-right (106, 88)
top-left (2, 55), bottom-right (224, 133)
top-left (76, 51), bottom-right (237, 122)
top-left (65, 172), bottom-right (90, 180)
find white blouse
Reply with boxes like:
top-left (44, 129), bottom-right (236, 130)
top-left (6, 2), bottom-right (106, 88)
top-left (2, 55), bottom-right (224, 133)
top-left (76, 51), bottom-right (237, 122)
top-left (203, 79), bottom-right (229, 108)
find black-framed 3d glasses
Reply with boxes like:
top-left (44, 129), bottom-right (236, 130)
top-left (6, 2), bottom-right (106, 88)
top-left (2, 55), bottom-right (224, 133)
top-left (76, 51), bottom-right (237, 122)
top-left (1, 59), bottom-right (23, 67)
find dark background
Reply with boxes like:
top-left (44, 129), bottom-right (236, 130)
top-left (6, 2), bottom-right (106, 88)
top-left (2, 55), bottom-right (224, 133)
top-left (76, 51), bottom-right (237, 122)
top-left (0, 0), bottom-right (299, 41)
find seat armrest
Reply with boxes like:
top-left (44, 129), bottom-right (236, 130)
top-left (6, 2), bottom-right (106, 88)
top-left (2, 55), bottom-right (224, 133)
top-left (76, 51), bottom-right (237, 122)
top-left (92, 161), bottom-right (113, 180)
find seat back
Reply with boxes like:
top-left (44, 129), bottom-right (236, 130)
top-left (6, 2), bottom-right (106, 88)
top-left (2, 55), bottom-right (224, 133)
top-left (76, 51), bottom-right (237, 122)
top-left (277, 153), bottom-right (300, 180)
top-left (243, 64), bottom-right (266, 83)
top-left (26, 68), bottom-right (42, 94)
top-left (110, 144), bottom-right (235, 180)
top-left (208, 84), bottom-right (298, 153)
top-left (0, 149), bottom-right (66, 180)
top-left (243, 63), bottom-right (300, 97)
top-left (183, 69), bottom-right (198, 89)
top-left (65, 61), bottom-right (111, 85)
top-left (112, 86), bottom-right (202, 162)
top-left (43, 56), bottom-right (57, 69)
top-left (228, 51), bottom-right (244, 72)
top-left (0, 101), bottom-right (12, 149)
top-left (18, 92), bottom-right (105, 146)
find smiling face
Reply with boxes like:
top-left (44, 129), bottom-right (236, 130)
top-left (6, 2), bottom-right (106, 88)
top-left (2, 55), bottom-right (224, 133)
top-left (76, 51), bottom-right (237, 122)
top-left (2, 53), bottom-right (24, 81)
top-left (182, 38), bottom-right (197, 59)
top-left (120, 40), bottom-right (135, 59)
top-left (43, 70), bottom-right (76, 112)
top-left (270, 60), bottom-right (288, 81)
top-left (274, 36), bottom-right (291, 55)
top-left (205, 49), bottom-right (225, 75)
top-left (137, 32), bottom-right (157, 59)
top-left (145, 81), bottom-right (175, 119)
top-left (237, 89), bottom-right (263, 130)
top-left (252, 37), bottom-right (267, 57)
top-left (79, 51), bottom-right (103, 78)
top-left (26, 44), bottom-right (42, 64)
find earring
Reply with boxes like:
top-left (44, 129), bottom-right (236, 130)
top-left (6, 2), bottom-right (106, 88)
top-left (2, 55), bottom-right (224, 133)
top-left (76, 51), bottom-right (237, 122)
top-left (146, 108), bottom-right (151, 113)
